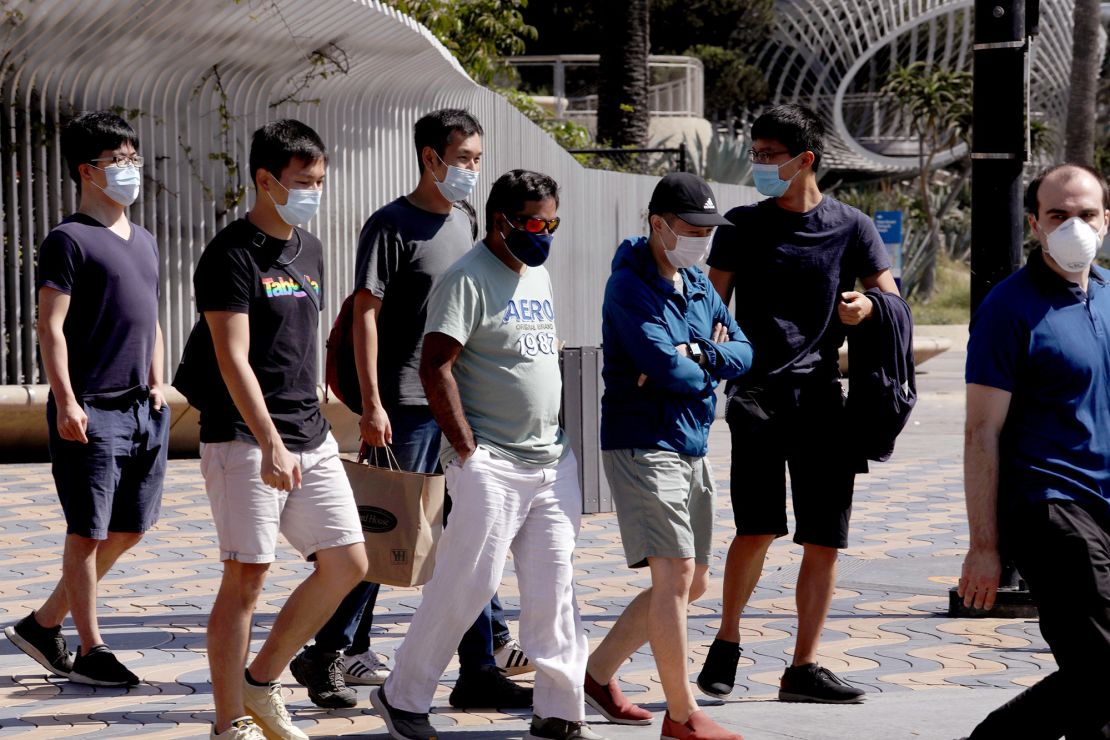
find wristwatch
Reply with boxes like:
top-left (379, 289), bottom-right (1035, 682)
top-left (687, 341), bottom-right (705, 366)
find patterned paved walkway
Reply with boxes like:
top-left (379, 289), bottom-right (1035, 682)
top-left (0, 335), bottom-right (1050, 738)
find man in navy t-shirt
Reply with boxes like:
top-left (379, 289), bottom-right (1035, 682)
top-left (3, 112), bottom-right (169, 688)
top-left (698, 104), bottom-right (897, 704)
top-left (959, 164), bottom-right (1110, 738)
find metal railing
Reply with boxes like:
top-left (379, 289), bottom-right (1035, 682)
top-left (506, 54), bottom-right (705, 119)
top-left (0, 0), bottom-right (755, 387)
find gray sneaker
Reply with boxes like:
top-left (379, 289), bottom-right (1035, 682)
top-left (526, 716), bottom-right (608, 740)
top-left (4, 611), bottom-right (74, 678)
top-left (290, 649), bottom-right (357, 708)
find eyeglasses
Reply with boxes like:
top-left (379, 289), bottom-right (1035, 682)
top-left (506, 214), bottom-right (561, 235)
top-left (90, 154), bottom-right (144, 168)
top-left (748, 148), bottom-right (792, 164)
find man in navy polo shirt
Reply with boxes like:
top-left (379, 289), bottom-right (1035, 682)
top-left (960, 163), bottom-right (1110, 738)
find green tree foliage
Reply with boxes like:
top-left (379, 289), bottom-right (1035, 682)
top-left (650, 0), bottom-right (773, 128)
top-left (882, 61), bottom-right (971, 299)
top-left (496, 86), bottom-right (592, 151)
top-left (382, 0), bottom-right (537, 86)
top-left (383, 0), bottom-right (593, 152)
top-left (520, 0), bottom-right (774, 130)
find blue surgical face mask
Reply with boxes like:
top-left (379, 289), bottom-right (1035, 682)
top-left (432, 151), bottom-right (479, 202)
top-left (501, 221), bottom-right (553, 267)
top-left (90, 164), bottom-right (141, 206)
top-left (268, 177), bottom-right (321, 226)
top-left (750, 153), bottom-right (803, 197)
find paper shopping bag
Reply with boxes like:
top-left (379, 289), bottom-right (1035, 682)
top-left (342, 451), bottom-right (445, 588)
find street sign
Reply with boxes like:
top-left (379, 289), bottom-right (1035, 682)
top-left (874, 210), bottom-right (903, 284)
top-left (875, 211), bottom-right (903, 245)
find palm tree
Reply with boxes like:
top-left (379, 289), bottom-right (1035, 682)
top-left (1065, 0), bottom-right (1101, 165)
top-left (597, 0), bottom-right (649, 149)
top-left (882, 62), bottom-right (972, 299)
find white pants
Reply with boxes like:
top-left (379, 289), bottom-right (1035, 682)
top-left (384, 447), bottom-right (587, 721)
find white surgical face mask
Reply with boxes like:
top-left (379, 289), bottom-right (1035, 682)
top-left (90, 164), bottom-right (141, 206)
top-left (661, 219), bottom-right (714, 269)
top-left (268, 177), bottom-right (321, 226)
top-left (431, 151), bottom-right (479, 202)
top-left (1044, 216), bottom-right (1103, 272)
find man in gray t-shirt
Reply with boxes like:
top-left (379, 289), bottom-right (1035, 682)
top-left (353, 197), bottom-right (473, 407)
top-left (372, 171), bottom-right (606, 740)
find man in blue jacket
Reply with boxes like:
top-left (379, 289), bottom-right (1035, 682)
top-left (584, 173), bottom-right (752, 740)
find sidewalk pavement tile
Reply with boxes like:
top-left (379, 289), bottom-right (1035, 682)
top-left (0, 344), bottom-right (1049, 736)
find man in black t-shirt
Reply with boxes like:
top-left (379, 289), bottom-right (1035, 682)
top-left (696, 105), bottom-right (897, 705)
top-left (4, 112), bottom-right (168, 689)
top-left (187, 121), bottom-right (367, 740)
top-left (291, 109), bottom-right (533, 712)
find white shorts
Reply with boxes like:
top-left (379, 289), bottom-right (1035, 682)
top-left (200, 433), bottom-right (364, 563)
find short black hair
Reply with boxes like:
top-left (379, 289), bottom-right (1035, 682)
top-left (751, 104), bottom-right (826, 171)
top-left (485, 169), bottom-right (560, 234)
top-left (414, 108), bottom-right (483, 173)
top-left (1024, 163), bottom-right (1110, 216)
top-left (249, 119), bottom-right (327, 185)
top-left (60, 111), bottom-right (139, 185)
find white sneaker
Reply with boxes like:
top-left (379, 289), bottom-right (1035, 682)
top-left (210, 716), bottom-right (266, 739)
top-left (342, 650), bottom-right (390, 686)
top-left (242, 678), bottom-right (308, 740)
top-left (494, 638), bottom-right (534, 676)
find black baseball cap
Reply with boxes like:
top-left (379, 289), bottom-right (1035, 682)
top-left (648, 172), bottom-right (731, 227)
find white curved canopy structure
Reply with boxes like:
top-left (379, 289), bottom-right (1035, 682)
top-left (758, 0), bottom-right (1078, 172)
top-left (0, 0), bottom-right (755, 385)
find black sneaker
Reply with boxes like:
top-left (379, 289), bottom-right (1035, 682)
top-left (778, 663), bottom-right (864, 703)
top-left (69, 645), bottom-right (140, 687)
top-left (4, 611), bottom-right (74, 678)
top-left (525, 716), bottom-right (608, 740)
top-left (370, 686), bottom-right (438, 740)
top-left (449, 664), bottom-right (533, 709)
top-left (697, 638), bottom-right (741, 698)
top-left (290, 649), bottom-right (357, 708)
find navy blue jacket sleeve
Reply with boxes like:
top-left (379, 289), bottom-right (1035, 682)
top-left (603, 277), bottom-right (714, 397)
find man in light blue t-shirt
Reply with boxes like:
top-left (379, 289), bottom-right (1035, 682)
top-left (371, 171), bottom-right (605, 740)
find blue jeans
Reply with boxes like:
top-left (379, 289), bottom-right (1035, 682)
top-left (311, 405), bottom-right (508, 670)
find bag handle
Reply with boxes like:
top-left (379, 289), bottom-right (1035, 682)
top-left (358, 442), bottom-right (400, 470)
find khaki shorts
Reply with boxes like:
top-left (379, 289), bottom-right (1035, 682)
top-left (603, 448), bottom-right (715, 568)
top-left (200, 433), bottom-right (364, 563)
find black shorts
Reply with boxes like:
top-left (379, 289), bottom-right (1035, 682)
top-left (47, 392), bottom-right (169, 540)
top-left (727, 379), bottom-right (857, 549)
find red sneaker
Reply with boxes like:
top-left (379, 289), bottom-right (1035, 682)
top-left (660, 710), bottom-right (744, 740)
top-left (583, 671), bottom-right (652, 725)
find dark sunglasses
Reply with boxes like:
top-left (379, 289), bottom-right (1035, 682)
top-left (505, 213), bottom-right (561, 235)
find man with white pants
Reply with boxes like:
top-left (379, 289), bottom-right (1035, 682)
top-left (371, 170), bottom-right (605, 740)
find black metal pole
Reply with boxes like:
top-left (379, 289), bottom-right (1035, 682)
top-left (950, 0), bottom-right (1040, 618)
top-left (969, 0), bottom-right (1027, 313)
